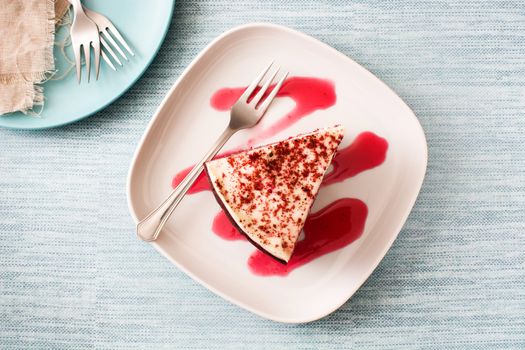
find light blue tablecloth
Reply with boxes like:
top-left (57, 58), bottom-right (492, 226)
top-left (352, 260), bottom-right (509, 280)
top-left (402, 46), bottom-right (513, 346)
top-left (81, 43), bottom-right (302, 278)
top-left (1, 1), bottom-right (524, 348)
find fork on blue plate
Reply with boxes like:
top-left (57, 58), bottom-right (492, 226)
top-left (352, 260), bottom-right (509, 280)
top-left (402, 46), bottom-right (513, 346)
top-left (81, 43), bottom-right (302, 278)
top-left (67, 0), bottom-right (133, 83)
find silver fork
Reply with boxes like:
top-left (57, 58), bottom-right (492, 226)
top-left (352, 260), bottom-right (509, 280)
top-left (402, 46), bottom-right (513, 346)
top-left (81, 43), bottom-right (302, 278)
top-left (137, 62), bottom-right (288, 242)
top-left (83, 6), bottom-right (134, 71)
top-left (68, 0), bottom-right (100, 83)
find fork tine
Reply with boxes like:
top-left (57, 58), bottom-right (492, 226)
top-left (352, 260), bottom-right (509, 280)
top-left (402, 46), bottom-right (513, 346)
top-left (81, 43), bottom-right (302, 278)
top-left (83, 44), bottom-right (91, 83)
top-left (102, 30), bottom-right (127, 61)
top-left (107, 25), bottom-right (134, 56)
top-left (93, 39), bottom-right (101, 80)
top-left (238, 62), bottom-right (273, 103)
top-left (73, 43), bottom-right (82, 84)
top-left (100, 36), bottom-right (122, 66)
top-left (249, 68), bottom-right (279, 107)
top-left (101, 50), bottom-right (116, 71)
top-left (257, 72), bottom-right (289, 114)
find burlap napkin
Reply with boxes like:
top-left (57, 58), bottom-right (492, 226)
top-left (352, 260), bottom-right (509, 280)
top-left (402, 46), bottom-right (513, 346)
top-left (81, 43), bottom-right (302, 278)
top-left (0, 0), bottom-right (69, 115)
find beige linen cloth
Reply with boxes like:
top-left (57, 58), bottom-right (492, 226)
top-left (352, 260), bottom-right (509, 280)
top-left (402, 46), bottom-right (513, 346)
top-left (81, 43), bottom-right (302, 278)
top-left (0, 0), bottom-right (69, 115)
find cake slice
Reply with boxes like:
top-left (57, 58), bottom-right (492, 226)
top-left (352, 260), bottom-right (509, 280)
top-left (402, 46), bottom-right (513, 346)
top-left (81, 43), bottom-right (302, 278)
top-left (205, 125), bottom-right (344, 263)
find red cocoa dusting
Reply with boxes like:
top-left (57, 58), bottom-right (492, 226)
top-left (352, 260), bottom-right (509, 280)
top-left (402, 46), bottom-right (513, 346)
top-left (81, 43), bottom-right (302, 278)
top-left (210, 129), bottom-right (343, 255)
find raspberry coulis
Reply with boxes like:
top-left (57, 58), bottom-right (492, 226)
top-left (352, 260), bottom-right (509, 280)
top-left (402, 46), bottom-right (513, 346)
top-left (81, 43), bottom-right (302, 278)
top-left (214, 198), bottom-right (367, 276)
top-left (171, 149), bottom-right (239, 194)
top-left (171, 76), bottom-right (389, 276)
top-left (211, 77), bottom-right (336, 146)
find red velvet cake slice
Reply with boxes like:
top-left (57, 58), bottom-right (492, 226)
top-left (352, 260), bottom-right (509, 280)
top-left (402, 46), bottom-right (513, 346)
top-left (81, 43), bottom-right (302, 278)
top-left (204, 125), bottom-right (344, 263)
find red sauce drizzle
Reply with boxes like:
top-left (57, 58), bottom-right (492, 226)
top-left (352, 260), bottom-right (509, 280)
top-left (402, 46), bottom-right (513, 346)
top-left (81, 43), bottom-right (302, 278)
top-left (211, 77), bottom-right (336, 145)
top-left (171, 149), bottom-right (240, 194)
top-left (212, 210), bottom-right (245, 241)
top-left (323, 131), bottom-right (388, 186)
top-left (211, 199), bottom-right (367, 276)
top-left (248, 198), bottom-right (367, 276)
top-left (171, 169), bottom-right (210, 194)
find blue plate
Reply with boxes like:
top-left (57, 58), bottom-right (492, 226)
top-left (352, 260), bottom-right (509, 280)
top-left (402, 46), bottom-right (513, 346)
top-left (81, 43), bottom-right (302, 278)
top-left (0, 0), bottom-right (175, 130)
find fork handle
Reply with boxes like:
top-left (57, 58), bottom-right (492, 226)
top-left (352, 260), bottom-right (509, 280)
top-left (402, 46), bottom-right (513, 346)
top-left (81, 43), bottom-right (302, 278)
top-left (67, 0), bottom-right (86, 14)
top-left (137, 126), bottom-right (236, 242)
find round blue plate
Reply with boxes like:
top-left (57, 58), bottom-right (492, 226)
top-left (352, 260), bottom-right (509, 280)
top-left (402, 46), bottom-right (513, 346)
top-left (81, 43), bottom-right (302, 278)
top-left (0, 0), bottom-right (175, 130)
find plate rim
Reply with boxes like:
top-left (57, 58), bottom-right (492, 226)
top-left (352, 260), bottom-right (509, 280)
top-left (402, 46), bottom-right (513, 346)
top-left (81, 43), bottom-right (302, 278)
top-left (0, 0), bottom-right (176, 130)
top-left (126, 22), bottom-right (428, 323)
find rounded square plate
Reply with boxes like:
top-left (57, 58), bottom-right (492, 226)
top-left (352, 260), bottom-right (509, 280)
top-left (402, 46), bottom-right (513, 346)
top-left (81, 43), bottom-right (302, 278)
top-left (127, 23), bottom-right (427, 323)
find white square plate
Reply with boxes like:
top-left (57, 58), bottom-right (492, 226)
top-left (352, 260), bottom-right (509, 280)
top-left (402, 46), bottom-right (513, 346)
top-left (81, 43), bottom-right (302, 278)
top-left (127, 23), bottom-right (427, 323)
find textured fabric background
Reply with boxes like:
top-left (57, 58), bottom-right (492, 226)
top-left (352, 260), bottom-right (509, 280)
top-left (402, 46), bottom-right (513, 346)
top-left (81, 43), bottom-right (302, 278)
top-left (1, 0), bottom-right (524, 348)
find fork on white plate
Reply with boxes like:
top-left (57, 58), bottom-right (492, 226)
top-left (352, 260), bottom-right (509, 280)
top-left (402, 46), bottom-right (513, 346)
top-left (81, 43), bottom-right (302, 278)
top-left (137, 62), bottom-right (289, 242)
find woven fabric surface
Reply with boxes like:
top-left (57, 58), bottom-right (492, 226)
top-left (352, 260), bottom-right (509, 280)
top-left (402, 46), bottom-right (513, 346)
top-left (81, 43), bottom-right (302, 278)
top-left (0, 0), bottom-right (524, 348)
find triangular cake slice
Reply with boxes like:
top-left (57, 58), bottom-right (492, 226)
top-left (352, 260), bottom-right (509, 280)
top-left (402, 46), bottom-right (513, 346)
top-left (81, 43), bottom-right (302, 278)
top-left (204, 125), bottom-right (344, 263)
